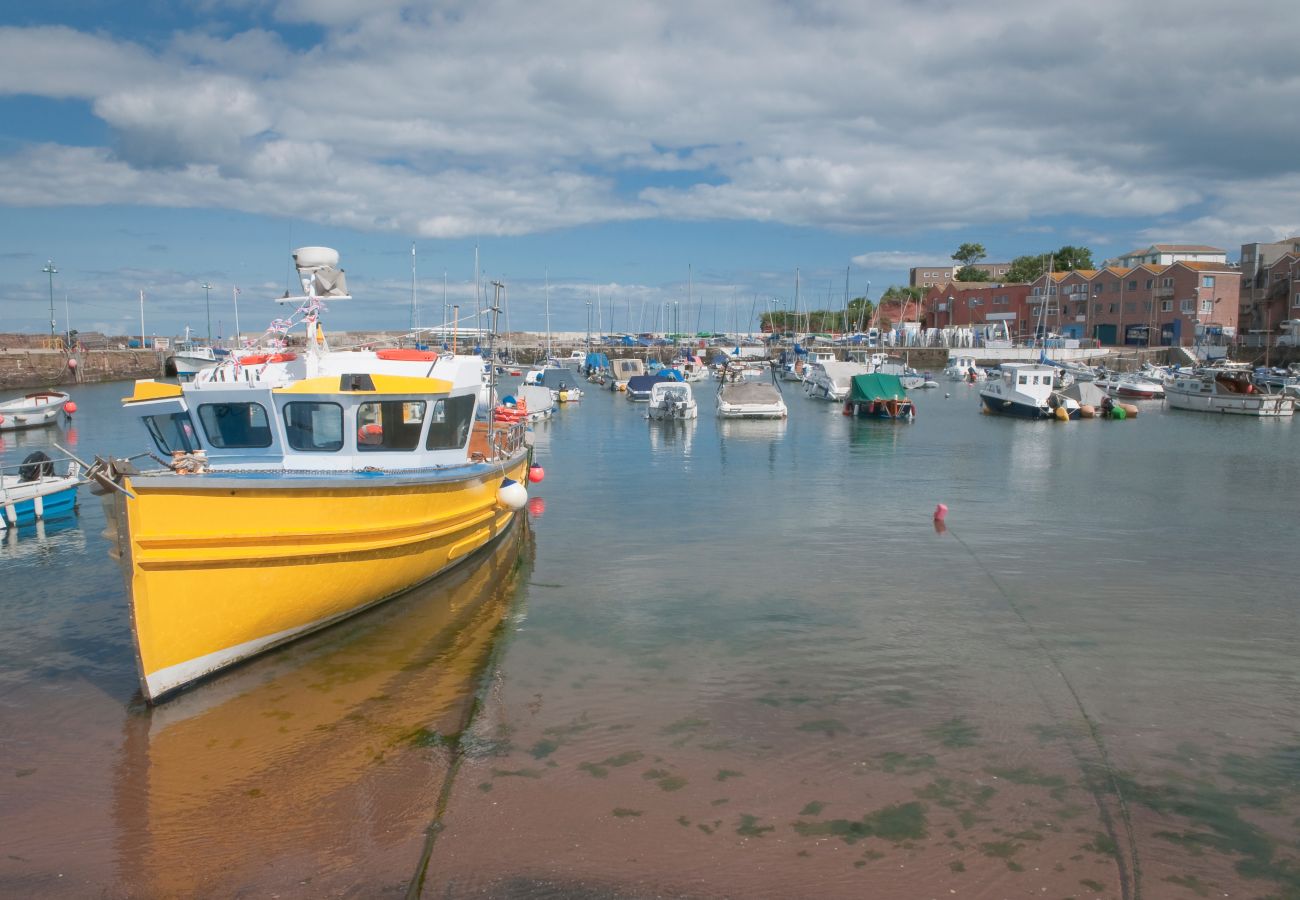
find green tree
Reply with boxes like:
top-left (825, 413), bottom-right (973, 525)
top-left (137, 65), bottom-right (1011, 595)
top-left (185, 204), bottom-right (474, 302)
top-left (880, 285), bottom-right (924, 302)
top-left (1053, 245), bottom-right (1095, 271)
top-left (952, 242), bottom-right (987, 268)
top-left (1005, 255), bottom-right (1047, 283)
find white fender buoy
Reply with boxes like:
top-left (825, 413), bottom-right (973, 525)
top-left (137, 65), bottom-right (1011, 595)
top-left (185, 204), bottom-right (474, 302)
top-left (497, 477), bottom-right (527, 510)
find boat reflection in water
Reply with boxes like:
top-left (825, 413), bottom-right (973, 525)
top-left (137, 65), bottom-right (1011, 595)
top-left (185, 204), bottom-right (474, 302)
top-left (111, 520), bottom-right (532, 898)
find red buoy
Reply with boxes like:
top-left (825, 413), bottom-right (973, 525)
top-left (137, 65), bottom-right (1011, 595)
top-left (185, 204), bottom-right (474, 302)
top-left (67, 358), bottom-right (78, 370)
top-left (63, 401), bottom-right (78, 415)
top-left (528, 464), bottom-right (545, 483)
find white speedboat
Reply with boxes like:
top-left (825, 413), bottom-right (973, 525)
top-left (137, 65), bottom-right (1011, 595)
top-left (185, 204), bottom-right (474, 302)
top-left (979, 363), bottom-right (1081, 419)
top-left (803, 361), bottom-right (870, 401)
top-left (647, 381), bottom-right (698, 420)
top-left (672, 354), bottom-right (710, 383)
top-left (717, 379), bottom-right (787, 419)
top-left (1095, 370), bottom-right (1165, 399)
top-left (1165, 368), bottom-right (1295, 417)
top-left (0, 390), bottom-right (70, 431)
top-left (524, 366), bottom-right (583, 402)
top-left (172, 341), bottom-right (219, 380)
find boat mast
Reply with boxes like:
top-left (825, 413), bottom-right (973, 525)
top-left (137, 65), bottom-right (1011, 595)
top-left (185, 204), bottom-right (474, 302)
top-left (544, 270), bottom-right (552, 361)
top-left (410, 242), bottom-right (418, 337)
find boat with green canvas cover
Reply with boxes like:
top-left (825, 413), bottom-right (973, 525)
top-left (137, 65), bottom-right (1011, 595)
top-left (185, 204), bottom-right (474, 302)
top-left (844, 373), bottom-right (915, 420)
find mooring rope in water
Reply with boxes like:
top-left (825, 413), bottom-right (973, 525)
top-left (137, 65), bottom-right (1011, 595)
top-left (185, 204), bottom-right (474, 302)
top-left (945, 523), bottom-right (1142, 900)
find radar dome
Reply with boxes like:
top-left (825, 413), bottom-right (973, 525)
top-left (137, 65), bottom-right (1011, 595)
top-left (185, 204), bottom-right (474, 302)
top-left (292, 247), bottom-right (339, 270)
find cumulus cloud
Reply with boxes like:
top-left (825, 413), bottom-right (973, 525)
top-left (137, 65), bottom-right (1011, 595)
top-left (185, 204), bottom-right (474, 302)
top-left (2, 0), bottom-right (1297, 243)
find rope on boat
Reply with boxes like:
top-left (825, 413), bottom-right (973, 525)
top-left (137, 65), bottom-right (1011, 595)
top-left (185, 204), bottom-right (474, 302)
top-left (946, 525), bottom-right (1142, 900)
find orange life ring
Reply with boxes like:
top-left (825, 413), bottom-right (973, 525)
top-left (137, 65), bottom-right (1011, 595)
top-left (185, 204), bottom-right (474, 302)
top-left (357, 423), bottom-right (383, 444)
top-left (238, 352), bottom-right (297, 366)
top-left (376, 349), bottom-right (439, 361)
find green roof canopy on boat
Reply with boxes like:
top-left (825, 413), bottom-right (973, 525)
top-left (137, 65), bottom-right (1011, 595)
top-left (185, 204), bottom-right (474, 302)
top-left (848, 373), bottom-right (909, 404)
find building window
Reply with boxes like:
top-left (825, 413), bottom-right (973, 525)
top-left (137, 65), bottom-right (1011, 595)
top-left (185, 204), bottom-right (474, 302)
top-left (1162, 277), bottom-right (1174, 287)
top-left (1146, 279), bottom-right (1154, 289)
top-left (1162, 300), bottom-right (1174, 312)
top-left (1201, 276), bottom-right (1215, 288)
top-left (1128, 280), bottom-right (1138, 290)
top-left (1093, 284), bottom-right (1103, 294)
top-left (1180, 300), bottom-right (1194, 314)
top-left (1144, 301), bottom-right (1152, 311)
top-left (1293, 292), bottom-right (1300, 308)
top-left (1109, 304), bottom-right (1118, 313)
top-left (1200, 299), bottom-right (1213, 314)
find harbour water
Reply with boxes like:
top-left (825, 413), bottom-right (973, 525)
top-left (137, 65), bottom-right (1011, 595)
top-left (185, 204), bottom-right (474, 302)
top-left (2, 374), bottom-right (1298, 898)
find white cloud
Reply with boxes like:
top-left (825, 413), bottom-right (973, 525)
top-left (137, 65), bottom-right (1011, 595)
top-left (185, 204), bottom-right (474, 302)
top-left (2, 0), bottom-right (1298, 242)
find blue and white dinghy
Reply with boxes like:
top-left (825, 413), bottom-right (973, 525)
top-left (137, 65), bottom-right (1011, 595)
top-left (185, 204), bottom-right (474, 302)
top-left (0, 451), bottom-right (80, 529)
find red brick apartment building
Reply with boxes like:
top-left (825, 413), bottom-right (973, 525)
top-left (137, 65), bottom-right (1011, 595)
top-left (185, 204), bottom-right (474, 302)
top-left (920, 261), bottom-right (1239, 347)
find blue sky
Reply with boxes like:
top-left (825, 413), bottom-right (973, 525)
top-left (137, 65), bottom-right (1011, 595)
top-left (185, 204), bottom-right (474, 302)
top-left (2, 0), bottom-right (1297, 339)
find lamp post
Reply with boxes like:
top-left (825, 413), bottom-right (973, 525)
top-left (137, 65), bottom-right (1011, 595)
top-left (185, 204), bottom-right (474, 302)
top-left (42, 260), bottom-right (57, 345)
top-left (200, 282), bottom-right (212, 345)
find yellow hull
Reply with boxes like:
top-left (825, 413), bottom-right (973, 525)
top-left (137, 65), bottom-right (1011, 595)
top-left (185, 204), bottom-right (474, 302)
top-left (119, 456), bottom-right (528, 702)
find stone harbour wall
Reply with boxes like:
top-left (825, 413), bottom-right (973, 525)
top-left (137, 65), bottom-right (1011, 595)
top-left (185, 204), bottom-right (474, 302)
top-left (0, 350), bottom-right (166, 392)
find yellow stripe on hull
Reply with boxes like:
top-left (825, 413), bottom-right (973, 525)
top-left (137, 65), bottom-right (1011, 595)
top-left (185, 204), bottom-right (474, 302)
top-left (122, 458), bottom-right (528, 702)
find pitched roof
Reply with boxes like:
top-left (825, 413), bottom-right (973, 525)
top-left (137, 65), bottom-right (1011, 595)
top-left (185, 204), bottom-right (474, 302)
top-left (1176, 260), bottom-right (1238, 272)
top-left (1118, 243), bottom-right (1225, 257)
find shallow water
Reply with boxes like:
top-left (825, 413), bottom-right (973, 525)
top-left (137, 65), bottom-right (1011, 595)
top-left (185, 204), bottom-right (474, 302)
top-left (1, 374), bottom-right (1297, 898)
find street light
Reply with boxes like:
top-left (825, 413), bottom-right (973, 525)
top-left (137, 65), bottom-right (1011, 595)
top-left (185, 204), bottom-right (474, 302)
top-left (42, 260), bottom-right (57, 345)
top-left (200, 282), bottom-right (212, 344)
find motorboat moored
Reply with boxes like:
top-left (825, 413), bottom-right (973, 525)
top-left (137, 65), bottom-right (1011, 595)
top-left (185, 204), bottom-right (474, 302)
top-left (844, 373), bottom-right (915, 420)
top-left (0, 390), bottom-right (71, 431)
top-left (90, 246), bottom-right (534, 704)
top-left (1164, 367), bottom-right (1296, 417)
top-left (1, 451), bottom-right (80, 529)
top-left (979, 363), bottom-right (1081, 419)
top-left (647, 381), bottom-right (698, 420)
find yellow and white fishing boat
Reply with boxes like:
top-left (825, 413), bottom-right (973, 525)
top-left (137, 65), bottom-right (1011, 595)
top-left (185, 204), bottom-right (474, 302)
top-left (94, 247), bottom-right (533, 704)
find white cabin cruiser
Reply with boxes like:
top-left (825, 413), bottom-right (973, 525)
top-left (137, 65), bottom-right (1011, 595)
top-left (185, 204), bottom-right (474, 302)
top-left (979, 363), bottom-right (1081, 420)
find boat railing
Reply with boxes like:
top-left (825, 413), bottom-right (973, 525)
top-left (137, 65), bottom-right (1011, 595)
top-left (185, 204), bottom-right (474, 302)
top-left (488, 421), bottom-right (529, 458)
top-left (0, 451), bottom-right (80, 501)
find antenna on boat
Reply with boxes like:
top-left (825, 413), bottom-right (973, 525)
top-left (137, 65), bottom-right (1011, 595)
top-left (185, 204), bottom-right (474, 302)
top-left (487, 281), bottom-right (504, 443)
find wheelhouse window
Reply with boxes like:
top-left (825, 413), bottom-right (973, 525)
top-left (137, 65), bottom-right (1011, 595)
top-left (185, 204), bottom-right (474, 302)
top-left (357, 400), bottom-right (426, 451)
top-left (283, 401), bottom-right (344, 452)
top-left (198, 402), bottom-right (273, 448)
top-left (143, 411), bottom-right (199, 454)
top-left (425, 394), bottom-right (476, 450)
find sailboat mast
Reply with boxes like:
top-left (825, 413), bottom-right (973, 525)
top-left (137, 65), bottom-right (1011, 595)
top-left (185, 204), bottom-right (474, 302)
top-left (544, 270), bottom-right (552, 360)
top-left (843, 266), bottom-right (850, 335)
top-left (410, 242), bottom-right (418, 335)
